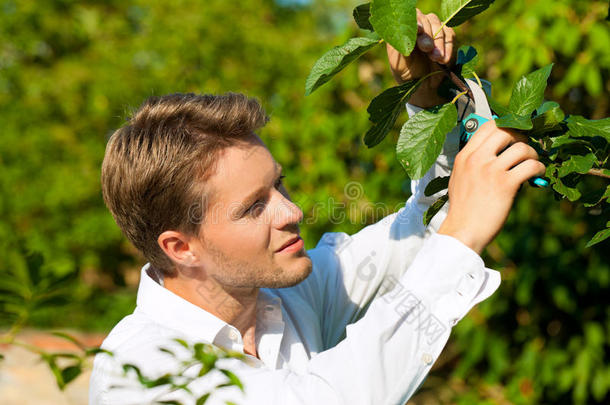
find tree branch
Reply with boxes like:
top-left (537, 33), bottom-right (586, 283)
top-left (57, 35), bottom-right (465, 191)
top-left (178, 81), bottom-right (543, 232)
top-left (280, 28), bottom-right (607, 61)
top-left (435, 62), bottom-right (473, 100)
top-left (587, 168), bottom-right (610, 179)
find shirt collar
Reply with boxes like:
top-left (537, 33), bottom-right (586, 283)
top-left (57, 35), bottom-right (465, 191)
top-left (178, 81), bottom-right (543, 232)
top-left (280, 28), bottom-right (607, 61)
top-left (135, 264), bottom-right (228, 346)
top-left (134, 264), bottom-right (285, 355)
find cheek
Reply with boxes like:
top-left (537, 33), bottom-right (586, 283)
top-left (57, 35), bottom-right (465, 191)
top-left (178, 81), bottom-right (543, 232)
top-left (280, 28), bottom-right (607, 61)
top-left (208, 218), bottom-right (272, 254)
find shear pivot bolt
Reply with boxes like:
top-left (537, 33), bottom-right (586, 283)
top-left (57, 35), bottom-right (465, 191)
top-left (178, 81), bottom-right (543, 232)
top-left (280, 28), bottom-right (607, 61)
top-left (464, 118), bottom-right (478, 132)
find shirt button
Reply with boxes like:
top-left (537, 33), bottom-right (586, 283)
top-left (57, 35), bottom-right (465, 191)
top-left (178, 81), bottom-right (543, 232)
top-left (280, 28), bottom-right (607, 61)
top-left (451, 318), bottom-right (459, 326)
top-left (422, 353), bottom-right (434, 365)
top-left (467, 272), bottom-right (476, 279)
top-left (265, 305), bottom-right (274, 312)
top-left (228, 329), bottom-right (239, 341)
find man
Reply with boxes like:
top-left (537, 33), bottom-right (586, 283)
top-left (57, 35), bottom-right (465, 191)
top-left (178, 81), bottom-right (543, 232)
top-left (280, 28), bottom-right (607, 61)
top-left (90, 11), bottom-right (545, 405)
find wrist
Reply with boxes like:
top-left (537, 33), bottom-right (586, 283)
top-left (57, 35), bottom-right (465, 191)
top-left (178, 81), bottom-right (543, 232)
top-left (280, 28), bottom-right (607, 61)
top-left (437, 220), bottom-right (485, 255)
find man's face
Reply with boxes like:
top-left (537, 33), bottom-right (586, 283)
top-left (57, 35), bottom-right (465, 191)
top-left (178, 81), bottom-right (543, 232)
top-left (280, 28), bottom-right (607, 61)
top-left (191, 134), bottom-right (312, 289)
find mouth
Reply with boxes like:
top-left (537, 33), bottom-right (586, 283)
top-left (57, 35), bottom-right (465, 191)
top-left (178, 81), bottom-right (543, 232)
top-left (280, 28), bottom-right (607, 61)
top-left (275, 236), bottom-right (304, 253)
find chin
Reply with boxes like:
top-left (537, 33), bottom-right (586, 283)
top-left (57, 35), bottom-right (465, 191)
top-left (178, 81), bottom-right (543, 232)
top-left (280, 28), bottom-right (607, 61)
top-left (267, 254), bottom-right (312, 289)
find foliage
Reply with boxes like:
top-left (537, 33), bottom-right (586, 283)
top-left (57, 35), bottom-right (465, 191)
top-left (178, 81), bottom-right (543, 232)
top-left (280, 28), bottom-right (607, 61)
top-left (115, 339), bottom-right (245, 405)
top-left (306, 0), bottom-right (609, 245)
top-left (0, 0), bottom-right (608, 403)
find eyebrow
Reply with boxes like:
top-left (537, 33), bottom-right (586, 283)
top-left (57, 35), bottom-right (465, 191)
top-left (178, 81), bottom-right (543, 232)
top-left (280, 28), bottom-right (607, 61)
top-left (239, 162), bottom-right (283, 211)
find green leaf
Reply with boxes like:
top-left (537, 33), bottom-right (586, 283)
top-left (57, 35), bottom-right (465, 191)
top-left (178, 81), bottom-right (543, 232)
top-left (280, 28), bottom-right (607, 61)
top-left (557, 154), bottom-right (596, 177)
top-left (159, 347), bottom-right (176, 357)
top-left (220, 368), bottom-right (244, 391)
top-left (550, 134), bottom-right (592, 149)
top-left (305, 36), bottom-right (380, 96)
top-left (551, 177), bottom-right (581, 201)
top-left (495, 113), bottom-right (533, 130)
top-left (424, 194), bottom-right (449, 226)
top-left (424, 176), bottom-right (450, 196)
top-left (508, 64), bottom-right (553, 116)
top-left (353, 3), bottom-right (373, 31)
top-left (586, 227), bottom-right (610, 248)
top-left (365, 80), bottom-right (421, 147)
top-left (535, 101), bottom-right (560, 115)
top-left (530, 103), bottom-right (565, 137)
top-left (488, 98), bottom-right (512, 116)
top-left (85, 347), bottom-right (113, 357)
top-left (369, 0), bottom-right (417, 56)
top-left (566, 115), bottom-right (610, 142)
top-left (456, 45), bottom-right (478, 77)
top-left (196, 394), bottom-right (211, 405)
top-left (61, 365), bottom-right (82, 387)
top-left (440, 0), bottom-right (496, 27)
top-left (396, 103), bottom-right (458, 179)
top-left (42, 354), bottom-right (65, 389)
top-left (173, 338), bottom-right (190, 349)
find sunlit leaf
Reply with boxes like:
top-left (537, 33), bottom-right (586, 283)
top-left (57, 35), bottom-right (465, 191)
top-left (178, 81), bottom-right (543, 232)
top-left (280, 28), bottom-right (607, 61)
top-left (495, 113), bottom-right (533, 130)
top-left (305, 36), bottom-right (380, 95)
top-left (396, 103), bottom-right (457, 179)
top-left (441, 0), bottom-right (496, 27)
top-left (531, 102), bottom-right (565, 137)
top-left (369, 0), bottom-right (417, 56)
top-left (557, 154), bottom-right (596, 177)
top-left (508, 64), bottom-right (553, 116)
top-left (566, 115), bottom-right (610, 142)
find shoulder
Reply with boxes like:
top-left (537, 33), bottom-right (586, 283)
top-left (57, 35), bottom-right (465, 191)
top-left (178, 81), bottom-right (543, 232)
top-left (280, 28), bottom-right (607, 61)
top-left (89, 313), bottom-right (191, 404)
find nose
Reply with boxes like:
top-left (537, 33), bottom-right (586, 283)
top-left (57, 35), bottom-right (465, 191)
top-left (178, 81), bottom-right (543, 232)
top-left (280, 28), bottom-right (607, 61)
top-left (271, 189), bottom-right (303, 229)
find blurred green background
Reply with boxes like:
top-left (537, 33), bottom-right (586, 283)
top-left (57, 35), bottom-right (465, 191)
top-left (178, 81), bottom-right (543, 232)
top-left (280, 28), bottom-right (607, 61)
top-left (0, 0), bottom-right (608, 403)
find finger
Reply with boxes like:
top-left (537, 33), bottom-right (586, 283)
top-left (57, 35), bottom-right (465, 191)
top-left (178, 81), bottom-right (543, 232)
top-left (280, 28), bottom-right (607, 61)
top-left (495, 142), bottom-right (539, 171)
top-left (416, 9), bottom-right (424, 33)
top-left (427, 13), bottom-right (445, 62)
top-left (507, 159), bottom-right (546, 187)
top-left (442, 26), bottom-right (455, 65)
top-left (416, 11), bottom-right (434, 53)
top-left (477, 125), bottom-right (528, 156)
top-left (460, 120), bottom-right (497, 154)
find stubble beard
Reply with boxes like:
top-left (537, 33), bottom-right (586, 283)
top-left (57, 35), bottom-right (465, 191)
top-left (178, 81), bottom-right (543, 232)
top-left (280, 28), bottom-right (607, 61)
top-left (204, 239), bottom-right (313, 289)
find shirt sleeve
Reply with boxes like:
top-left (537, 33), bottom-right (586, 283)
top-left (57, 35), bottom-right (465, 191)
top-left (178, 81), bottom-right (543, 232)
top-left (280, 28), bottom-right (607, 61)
top-left (299, 102), bottom-right (497, 348)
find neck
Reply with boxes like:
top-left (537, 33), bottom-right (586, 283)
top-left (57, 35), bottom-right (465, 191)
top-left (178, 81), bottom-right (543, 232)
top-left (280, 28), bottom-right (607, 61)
top-left (163, 270), bottom-right (259, 356)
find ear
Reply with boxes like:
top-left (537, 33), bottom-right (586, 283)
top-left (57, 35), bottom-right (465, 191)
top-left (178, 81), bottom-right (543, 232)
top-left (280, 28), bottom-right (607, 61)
top-left (157, 231), bottom-right (200, 268)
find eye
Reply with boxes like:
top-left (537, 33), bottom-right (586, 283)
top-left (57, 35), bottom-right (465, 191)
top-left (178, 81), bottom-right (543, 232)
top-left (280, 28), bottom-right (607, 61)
top-left (246, 198), bottom-right (266, 217)
top-left (275, 175), bottom-right (286, 188)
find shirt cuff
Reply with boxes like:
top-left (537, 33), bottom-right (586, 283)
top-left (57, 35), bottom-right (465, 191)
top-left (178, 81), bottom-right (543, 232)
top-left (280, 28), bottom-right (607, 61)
top-left (385, 233), bottom-right (501, 328)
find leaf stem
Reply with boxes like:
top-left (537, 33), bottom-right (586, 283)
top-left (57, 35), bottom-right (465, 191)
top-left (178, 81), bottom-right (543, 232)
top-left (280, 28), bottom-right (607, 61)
top-left (451, 90), bottom-right (469, 104)
top-left (586, 168), bottom-right (610, 179)
top-left (433, 22), bottom-right (447, 39)
top-left (472, 71), bottom-right (483, 88)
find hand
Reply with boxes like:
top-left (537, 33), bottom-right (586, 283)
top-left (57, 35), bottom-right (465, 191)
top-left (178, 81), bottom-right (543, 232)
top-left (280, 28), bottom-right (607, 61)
top-left (387, 10), bottom-right (456, 108)
top-left (437, 121), bottom-right (546, 254)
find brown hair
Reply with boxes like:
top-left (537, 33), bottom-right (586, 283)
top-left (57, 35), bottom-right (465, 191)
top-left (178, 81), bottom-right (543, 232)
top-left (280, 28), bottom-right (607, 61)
top-left (101, 93), bottom-right (268, 277)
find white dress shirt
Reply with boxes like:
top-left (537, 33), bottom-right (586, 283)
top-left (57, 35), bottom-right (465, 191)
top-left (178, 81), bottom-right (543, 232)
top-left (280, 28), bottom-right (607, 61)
top-left (90, 104), bottom-right (501, 405)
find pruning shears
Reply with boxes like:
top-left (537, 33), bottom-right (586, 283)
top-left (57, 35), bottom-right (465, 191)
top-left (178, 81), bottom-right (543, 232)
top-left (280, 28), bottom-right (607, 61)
top-left (458, 79), bottom-right (549, 188)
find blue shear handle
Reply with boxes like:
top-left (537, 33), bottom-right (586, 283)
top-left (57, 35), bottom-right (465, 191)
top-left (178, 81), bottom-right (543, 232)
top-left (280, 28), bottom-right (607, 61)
top-left (459, 113), bottom-right (549, 188)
